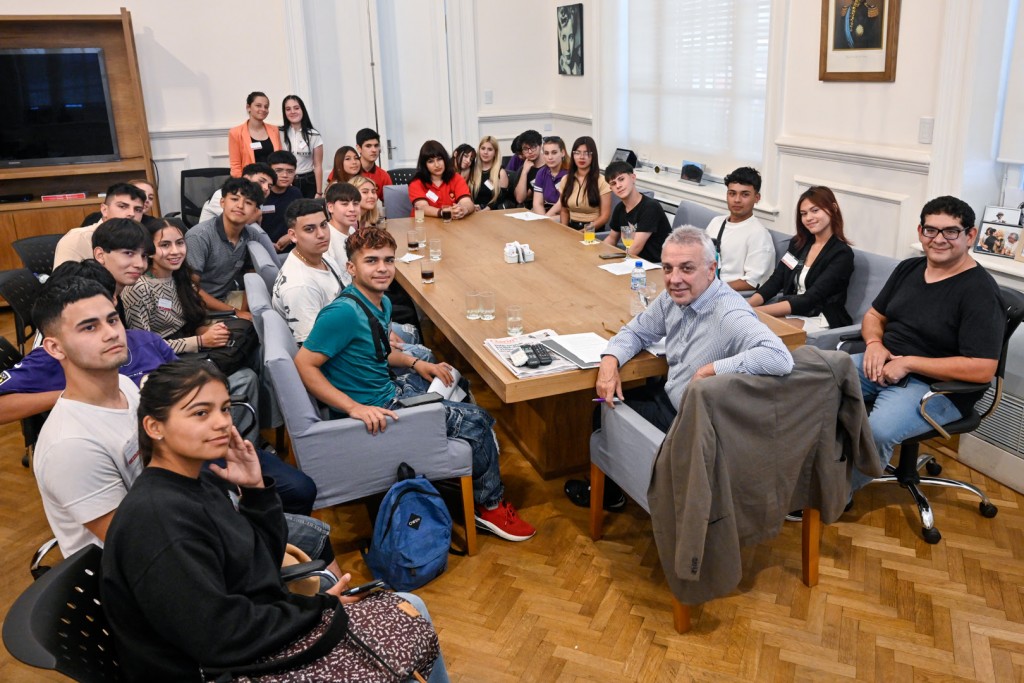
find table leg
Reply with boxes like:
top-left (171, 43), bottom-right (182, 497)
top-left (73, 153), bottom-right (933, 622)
top-left (502, 389), bottom-right (595, 479)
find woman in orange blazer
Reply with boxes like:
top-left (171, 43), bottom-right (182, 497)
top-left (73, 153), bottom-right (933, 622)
top-left (228, 91), bottom-right (281, 177)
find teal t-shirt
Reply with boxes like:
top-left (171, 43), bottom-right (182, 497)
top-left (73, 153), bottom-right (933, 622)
top-left (303, 285), bottom-right (396, 407)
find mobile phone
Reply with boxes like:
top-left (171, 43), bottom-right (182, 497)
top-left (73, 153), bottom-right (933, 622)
top-left (599, 253), bottom-right (628, 259)
top-left (341, 579), bottom-right (386, 597)
top-left (397, 391), bottom-right (443, 408)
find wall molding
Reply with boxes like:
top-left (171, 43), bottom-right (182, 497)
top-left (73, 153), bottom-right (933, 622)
top-left (477, 110), bottom-right (593, 126)
top-left (775, 135), bottom-right (931, 175)
top-left (149, 127), bottom-right (231, 141)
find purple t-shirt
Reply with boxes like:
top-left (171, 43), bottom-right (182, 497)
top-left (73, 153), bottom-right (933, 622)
top-left (506, 155), bottom-right (523, 174)
top-left (0, 329), bottom-right (177, 394)
top-left (531, 166), bottom-right (568, 206)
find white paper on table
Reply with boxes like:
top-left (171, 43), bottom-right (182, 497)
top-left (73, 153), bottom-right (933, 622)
top-left (399, 253), bottom-right (424, 263)
top-left (427, 367), bottom-right (467, 402)
top-left (546, 332), bottom-right (609, 365)
top-left (598, 258), bottom-right (660, 275)
top-left (645, 337), bottom-right (667, 356)
top-left (506, 211), bottom-right (549, 221)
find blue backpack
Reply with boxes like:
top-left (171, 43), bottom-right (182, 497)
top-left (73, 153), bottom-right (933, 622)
top-left (363, 466), bottom-right (454, 592)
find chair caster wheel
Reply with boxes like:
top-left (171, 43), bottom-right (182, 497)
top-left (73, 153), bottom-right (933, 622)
top-left (21, 453), bottom-right (29, 468)
top-left (925, 460), bottom-right (942, 476)
top-left (922, 527), bottom-right (941, 544)
top-left (979, 501), bottom-right (998, 518)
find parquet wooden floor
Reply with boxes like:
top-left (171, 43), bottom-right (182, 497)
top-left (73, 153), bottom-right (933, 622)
top-left (1, 310), bottom-right (1023, 681)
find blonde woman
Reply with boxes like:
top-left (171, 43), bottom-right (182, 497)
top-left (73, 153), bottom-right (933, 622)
top-left (350, 175), bottom-right (381, 227)
top-left (470, 136), bottom-right (508, 210)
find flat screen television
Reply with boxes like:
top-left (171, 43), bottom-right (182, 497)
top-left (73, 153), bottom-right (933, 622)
top-left (0, 48), bottom-right (120, 169)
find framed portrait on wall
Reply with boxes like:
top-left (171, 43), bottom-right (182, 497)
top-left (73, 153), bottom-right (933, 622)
top-left (557, 4), bottom-right (583, 76)
top-left (819, 0), bottom-right (901, 81)
top-left (975, 223), bottom-right (1021, 260)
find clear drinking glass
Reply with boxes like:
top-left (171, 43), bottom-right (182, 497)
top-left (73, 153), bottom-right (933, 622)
top-left (415, 206), bottom-right (425, 223)
top-left (415, 225), bottom-right (426, 249)
top-left (441, 205), bottom-right (453, 223)
top-left (406, 230), bottom-right (420, 251)
top-left (506, 305), bottom-right (523, 336)
top-left (429, 238), bottom-right (442, 261)
top-left (583, 223), bottom-right (596, 243)
top-left (479, 291), bottom-right (496, 320)
top-left (621, 223), bottom-right (636, 249)
top-left (465, 292), bottom-right (481, 320)
top-left (420, 259), bottom-right (435, 284)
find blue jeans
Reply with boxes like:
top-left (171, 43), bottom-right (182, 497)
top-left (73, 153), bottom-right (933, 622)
top-left (851, 353), bottom-right (962, 493)
top-left (283, 513), bottom-right (333, 563)
top-left (389, 372), bottom-right (504, 508)
top-left (397, 593), bottom-right (450, 683)
top-left (390, 323), bottom-right (436, 367)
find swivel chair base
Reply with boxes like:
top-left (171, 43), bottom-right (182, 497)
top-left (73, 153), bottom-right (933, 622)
top-left (874, 441), bottom-right (998, 544)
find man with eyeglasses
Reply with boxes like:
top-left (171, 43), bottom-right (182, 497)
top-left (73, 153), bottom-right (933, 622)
top-left (511, 129), bottom-right (544, 206)
top-left (264, 150), bottom-right (303, 252)
top-left (848, 195), bottom-right (1004, 499)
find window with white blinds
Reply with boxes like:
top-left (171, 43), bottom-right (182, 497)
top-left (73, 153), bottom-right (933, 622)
top-left (624, 1), bottom-right (771, 175)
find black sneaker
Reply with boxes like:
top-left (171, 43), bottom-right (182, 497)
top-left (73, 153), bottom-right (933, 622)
top-left (784, 510), bottom-right (803, 522)
top-left (564, 478), bottom-right (626, 512)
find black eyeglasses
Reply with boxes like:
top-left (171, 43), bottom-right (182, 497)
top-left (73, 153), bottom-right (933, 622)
top-left (921, 225), bottom-right (968, 240)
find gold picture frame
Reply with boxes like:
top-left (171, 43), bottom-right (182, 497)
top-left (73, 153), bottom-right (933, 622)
top-left (819, 0), bottom-right (901, 82)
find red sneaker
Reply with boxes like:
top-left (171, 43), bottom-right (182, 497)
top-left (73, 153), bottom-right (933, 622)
top-left (474, 501), bottom-right (536, 542)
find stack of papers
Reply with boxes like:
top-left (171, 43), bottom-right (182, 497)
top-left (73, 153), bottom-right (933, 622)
top-left (484, 329), bottom-right (578, 378)
top-left (598, 258), bottom-right (660, 275)
top-left (505, 211), bottom-right (549, 221)
top-left (427, 367), bottom-right (467, 402)
top-left (541, 333), bottom-right (609, 369)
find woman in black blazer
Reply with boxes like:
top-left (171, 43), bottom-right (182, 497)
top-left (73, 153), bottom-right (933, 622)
top-left (749, 186), bottom-right (854, 328)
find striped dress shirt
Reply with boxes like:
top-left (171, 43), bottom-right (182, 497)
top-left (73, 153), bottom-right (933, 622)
top-left (603, 278), bottom-right (794, 408)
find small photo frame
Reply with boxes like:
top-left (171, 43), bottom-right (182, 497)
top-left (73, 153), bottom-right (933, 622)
top-left (680, 161), bottom-right (705, 185)
top-left (982, 206), bottom-right (1022, 226)
top-left (975, 223), bottom-right (1021, 260)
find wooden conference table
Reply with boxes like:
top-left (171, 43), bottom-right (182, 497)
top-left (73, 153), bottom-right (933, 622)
top-left (386, 209), bottom-right (805, 478)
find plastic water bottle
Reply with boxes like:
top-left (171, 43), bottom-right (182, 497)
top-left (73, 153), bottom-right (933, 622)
top-left (630, 261), bottom-right (646, 291)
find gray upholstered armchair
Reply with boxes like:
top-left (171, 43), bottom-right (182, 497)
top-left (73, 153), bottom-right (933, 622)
top-left (261, 308), bottom-right (478, 554)
top-left (247, 241), bottom-right (280, 295)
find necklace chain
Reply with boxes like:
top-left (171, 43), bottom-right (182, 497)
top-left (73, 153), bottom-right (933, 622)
top-left (294, 250), bottom-right (325, 270)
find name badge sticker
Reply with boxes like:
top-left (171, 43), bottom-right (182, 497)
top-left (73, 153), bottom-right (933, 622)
top-left (781, 252), bottom-right (799, 270)
top-left (262, 204), bottom-right (276, 213)
top-left (484, 179), bottom-right (494, 190)
top-left (157, 297), bottom-right (175, 311)
top-left (425, 190), bottom-right (439, 202)
top-left (250, 142), bottom-right (263, 150)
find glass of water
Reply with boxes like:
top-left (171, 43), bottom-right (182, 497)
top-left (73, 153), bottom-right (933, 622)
top-left (506, 305), bottom-right (523, 336)
top-left (479, 291), bottom-right (496, 320)
top-left (429, 238), bottom-right (442, 261)
top-left (415, 206), bottom-right (425, 223)
top-left (465, 292), bottom-right (481, 320)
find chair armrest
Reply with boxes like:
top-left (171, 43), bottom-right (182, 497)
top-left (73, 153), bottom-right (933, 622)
top-left (805, 324), bottom-right (861, 351)
top-left (280, 559), bottom-right (326, 583)
top-left (838, 331), bottom-right (864, 343)
top-left (929, 380), bottom-right (990, 394)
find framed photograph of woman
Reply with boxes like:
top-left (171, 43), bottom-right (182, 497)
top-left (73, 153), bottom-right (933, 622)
top-left (975, 223), bottom-right (1021, 260)
top-left (819, 0), bottom-right (901, 82)
top-left (557, 4), bottom-right (583, 76)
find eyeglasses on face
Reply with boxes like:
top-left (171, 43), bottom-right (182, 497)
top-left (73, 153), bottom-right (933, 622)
top-left (572, 150), bottom-right (592, 157)
top-left (921, 225), bottom-right (968, 240)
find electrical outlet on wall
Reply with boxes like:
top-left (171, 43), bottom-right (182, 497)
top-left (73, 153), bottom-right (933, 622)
top-left (483, 90), bottom-right (493, 105)
top-left (544, 123), bottom-right (552, 131)
top-left (918, 117), bottom-right (934, 145)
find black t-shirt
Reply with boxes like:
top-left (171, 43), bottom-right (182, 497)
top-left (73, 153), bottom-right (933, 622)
top-left (608, 194), bottom-right (671, 263)
top-left (872, 256), bottom-right (1004, 411)
top-left (260, 186), bottom-right (302, 242)
top-left (251, 135), bottom-right (273, 164)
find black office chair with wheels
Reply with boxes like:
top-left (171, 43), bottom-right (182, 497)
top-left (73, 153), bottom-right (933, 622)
top-left (0, 268), bottom-right (43, 355)
top-left (12, 234), bottom-right (63, 279)
top-left (843, 286), bottom-right (1024, 544)
top-left (388, 167), bottom-right (417, 186)
top-left (180, 167), bottom-right (231, 228)
top-left (3, 544), bottom-right (119, 683)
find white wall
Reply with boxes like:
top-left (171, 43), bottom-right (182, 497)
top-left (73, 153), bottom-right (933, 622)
top-left (7, 0), bottom-right (1014, 248)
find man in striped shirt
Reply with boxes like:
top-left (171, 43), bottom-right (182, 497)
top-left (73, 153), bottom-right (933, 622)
top-left (565, 226), bottom-right (794, 510)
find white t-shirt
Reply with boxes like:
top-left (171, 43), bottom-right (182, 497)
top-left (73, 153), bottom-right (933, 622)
top-left (325, 224), bottom-right (355, 288)
top-left (705, 214), bottom-right (776, 288)
top-left (284, 127), bottom-right (324, 176)
top-left (33, 375), bottom-right (142, 556)
top-left (272, 252), bottom-right (346, 343)
top-left (199, 189), bottom-right (224, 224)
